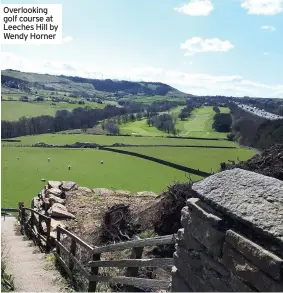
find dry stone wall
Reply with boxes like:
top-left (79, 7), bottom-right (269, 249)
top-left (172, 168), bottom-right (283, 292)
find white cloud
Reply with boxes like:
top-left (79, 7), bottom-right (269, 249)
top-left (62, 36), bottom-right (73, 43)
top-left (261, 25), bottom-right (276, 31)
top-left (180, 37), bottom-right (234, 56)
top-left (1, 51), bottom-right (283, 98)
top-left (241, 0), bottom-right (283, 15)
top-left (264, 52), bottom-right (270, 55)
top-left (174, 0), bottom-right (213, 16)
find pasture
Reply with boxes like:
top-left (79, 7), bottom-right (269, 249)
top-left (1, 147), bottom-right (201, 207)
top-left (113, 147), bottom-right (256, 173)
top-left (2, 133), bottom-right (237, 147)
top-left (1, 104), bottom-right (256, 208)
top-left (1, 100), bottom-right (104, 121)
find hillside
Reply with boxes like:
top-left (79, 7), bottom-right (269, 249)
top-left (1, 69), bottom-right (190, 99)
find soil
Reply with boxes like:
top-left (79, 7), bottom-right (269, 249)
top-left (64, 191), bottom-right (157, 246)
top-left (221, 144), bottom-right (283, 181)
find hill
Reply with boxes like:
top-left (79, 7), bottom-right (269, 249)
top-left (1, 69), bottom-right (190, 99)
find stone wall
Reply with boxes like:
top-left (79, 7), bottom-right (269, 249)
top-left (172, 168), bottom-right (283, 292)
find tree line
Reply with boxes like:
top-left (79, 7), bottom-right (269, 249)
top-left (147, 113), bottom-right (178, 135)
top-left (178, 103), bottom-right (195, 120)
top-left (1, 100), bottom-right (186, 139)
top-left (1, 105), bottom-right (128, 139)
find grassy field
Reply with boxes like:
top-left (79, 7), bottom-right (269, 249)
top-left (116, 106), bottom-right (230, 139)
top-left (175, 107), bottom-right (230, 138)
top-left (1, 100), bottom-right (104, 121)
top-left (1, 101), bottom-right (256, 208)
top-left (1, 147), bottom-right (201, 207)
top-left (114, 147), bottom-right (256, 173)
top-left (119, 119), bottom-right (166, 136)
top-left (2, 133), bottom-right (238, 147)
top-left (118, 96), bottom-right (187, 104)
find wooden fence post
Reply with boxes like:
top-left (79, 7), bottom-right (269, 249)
top-left (56, 227), bottom-right (61, 256)
top-left (19, 207), bottom-right (23, 234)
top-left (88, 253), bottom-right (101, 292)
top-left (69, 238), bottom-right (77, 272)
top-left (122, 245), bottom-right (144, 292)
top-left (30, 210), bottom-right (36, 244)
top-left (46, 218), bottom-right (51, 252)
top-left (19, 204), bottom-right (25, 235)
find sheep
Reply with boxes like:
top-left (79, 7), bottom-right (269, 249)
top-left (100, 160), bottom-right (104, 164)
top-left (48, 158), bottom-right (50, 162)
top-left (16, 157), bottom-right (19, 160)
top-left (41, 178), bottom-right (46, 182)
top-left (68, 165), bottom-right (71, 170)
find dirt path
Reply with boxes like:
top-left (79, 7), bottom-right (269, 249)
top-left (1, 216), bottom-right (62, 292)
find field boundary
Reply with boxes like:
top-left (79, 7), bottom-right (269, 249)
top-left (101, 147), bottom-right (211, 177)
top-left (107, 144), bottom-right (236, 149)
top-left (1, 134), bottom-right (229, 143)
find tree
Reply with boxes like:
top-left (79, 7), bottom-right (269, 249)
top-left (136, 112), bottom-right (143, 120)
top-left (81, 126), bottom-right (88, 133)
top-left (179, 112), bottom-right (188, 121)
top-left (104, 122), bottom-right (120, 135)
top-left (213, 106), bottom-right (220, 113)
top-left (212, 113), bottom-right (232, 132)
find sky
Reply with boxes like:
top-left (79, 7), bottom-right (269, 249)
top-left (1, 0), bottom-right (283, 98)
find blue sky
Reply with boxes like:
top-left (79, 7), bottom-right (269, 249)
top-left (1, 0), bottom-right (283, 97)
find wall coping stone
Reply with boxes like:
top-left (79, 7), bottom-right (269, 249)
top-left (192, 168), bottom-right (283, 246)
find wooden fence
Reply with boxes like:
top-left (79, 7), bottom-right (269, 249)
top-left (56, 226), bottom-right (175, 291)
top-left (15, 206), bottom-right (176, 292)
top-left (18, 206), bottom-right (51, 252)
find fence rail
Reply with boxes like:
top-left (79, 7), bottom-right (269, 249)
top-left (18, 206), bottom-right (51, 251)
top-left (16, 206), bottom-right (175, 292)
top-left (56, 226), bottom-right (175, 291)
top-left (1, 208), bottom-right (19, 213)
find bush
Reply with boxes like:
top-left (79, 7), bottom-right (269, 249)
top-left (227, 133), bottom-right (235, 141)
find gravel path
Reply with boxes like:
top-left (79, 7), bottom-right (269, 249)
top-left (1, 216), bottom-right (62, 292)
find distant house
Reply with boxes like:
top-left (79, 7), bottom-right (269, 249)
top-left (52, 97), bottom-right (60, 102)
top-left (20, 96), bottom-right (29, 102)
top-left (34, 96), bottom-right (44, 102)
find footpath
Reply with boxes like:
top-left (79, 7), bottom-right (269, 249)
top-left (1, 216), bottom-right (62, 292)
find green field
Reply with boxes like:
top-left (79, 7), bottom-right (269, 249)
top-left (2, 133), bottom-right (237, 147)
top-left (115, 106), bottom-right (230, 139)
top-left (119, 119), bottom-right (166, 136)
top-left (1, 147), bottom-right (200, 207)
top-left (118, 96), bottom-right (187, 104)
top-left (1, 100), bottom-right (104, 121)
top-left (1, 102), bottom-right (256, 208)
top-left (175, 107), bottom-right (230, 138)
top-left (114, 147), bottom-right (256, 173)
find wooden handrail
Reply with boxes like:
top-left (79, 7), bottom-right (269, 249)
top-left (88, 258), bottom-right (174, 268)
top-left (23, 207), bottom-right (51, 221)
top-left (92, 234), bottom-right (176, 254)
top-left (1, 208), bottom-right (18, 213)
top-left (55, 229), bottom-right (176, 292)
top-left (57, 226), bottom-right (94, 252)
top-left (55, 240), bottom-right (90, 279)
top-left (18, 207), bottom-right (51, 251)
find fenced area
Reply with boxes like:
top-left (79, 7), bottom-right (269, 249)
top-left (4, 205), bottom-right (176, 292)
